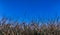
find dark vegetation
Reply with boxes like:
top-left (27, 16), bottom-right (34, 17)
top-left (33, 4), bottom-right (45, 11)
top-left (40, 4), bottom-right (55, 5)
top-left (0, 17), bottom-right (60, 35)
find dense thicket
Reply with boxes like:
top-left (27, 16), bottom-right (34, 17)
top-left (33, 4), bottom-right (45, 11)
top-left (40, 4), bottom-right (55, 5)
top-left (0, 17), bottom-right (60, 35)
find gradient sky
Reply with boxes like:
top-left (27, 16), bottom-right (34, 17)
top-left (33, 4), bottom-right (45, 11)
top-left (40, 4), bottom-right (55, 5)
top-left (0, 0), bottom-right (60, 22)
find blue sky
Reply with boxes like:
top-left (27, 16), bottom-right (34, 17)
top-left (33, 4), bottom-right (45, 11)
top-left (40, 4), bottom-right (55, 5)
top-left (0, 0), bottom-right (60, 22)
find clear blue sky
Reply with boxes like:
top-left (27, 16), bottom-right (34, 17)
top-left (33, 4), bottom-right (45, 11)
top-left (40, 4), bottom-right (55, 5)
top-left (0, 0), bottom-right (60, 22)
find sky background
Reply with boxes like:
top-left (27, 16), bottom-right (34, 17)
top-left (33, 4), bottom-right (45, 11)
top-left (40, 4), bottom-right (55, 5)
top-left (0, 0), bottom-right (60, 22)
